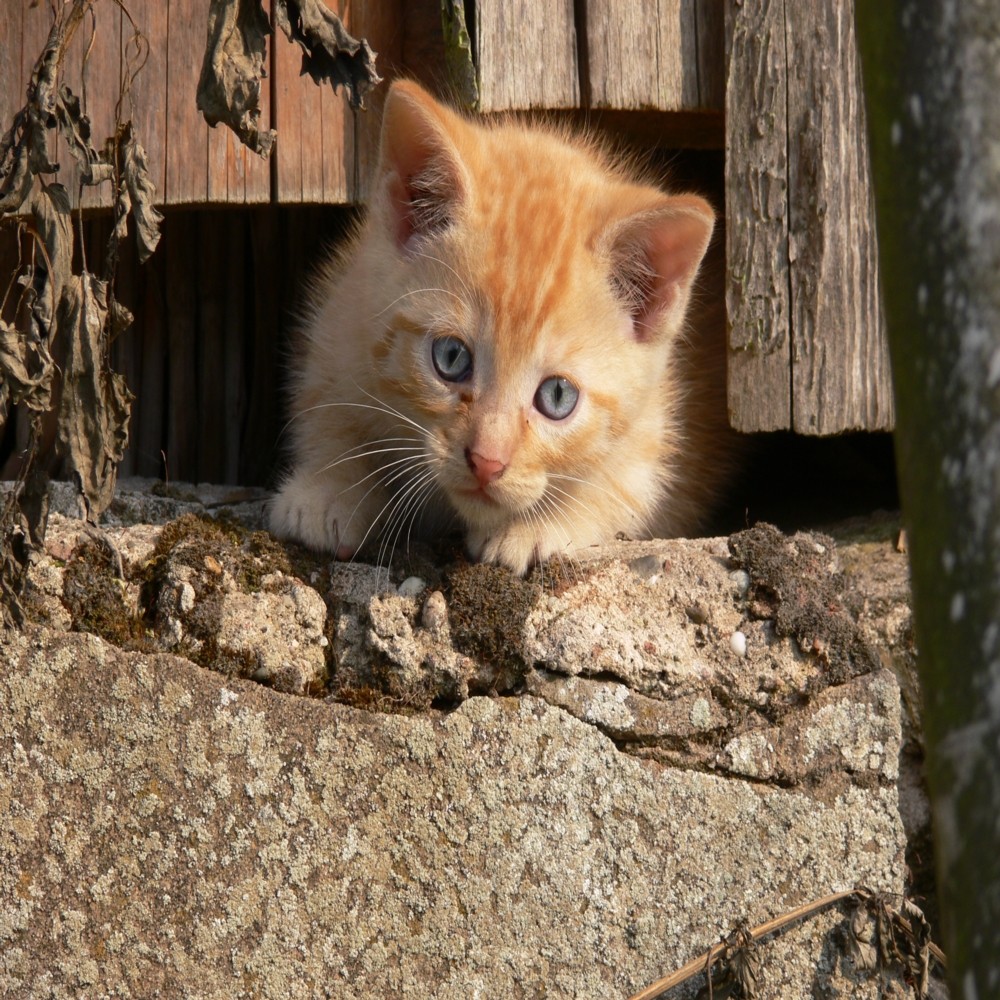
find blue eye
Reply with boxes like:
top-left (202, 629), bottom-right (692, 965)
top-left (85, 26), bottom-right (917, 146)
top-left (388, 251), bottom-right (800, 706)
top-left (432, 336), bottom-right (473, 382)
top-left (534, 376), bottom-right (579, 420)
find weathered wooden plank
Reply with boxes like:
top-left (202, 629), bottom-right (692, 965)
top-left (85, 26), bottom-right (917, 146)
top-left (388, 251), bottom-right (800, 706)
top-left (69, 3), bottom-right (121, 210)
top-left (196, 212), bottom-right (227, 480)
top-left (274, 7), bottom-right (324, 202)
top-left (475, 0), bottom-right (579, 111)
top-left (165, 0), bottom-right (210, 205)
top-left (273, 9), bottom-right (308, 203)
top-left (206, 0), bottom-right (271, 205)
top-left (223, 215), bottom-right (247, 484)
top-left (124, 0), bottom-right (170, 207)
top-left (695, 0), bottom-right (725, 110)
top-left (273, 0), bottom-right (354, 203)
top-left (0, 3), bottom-right (24, 182)
top-left (137, 229), bottom-right (170, 478)
top-left (165, 211), bottom-right (199, 477)
top-left (586, 0), bottom-right (700, 111)
top-left (12, 2), bottom-right (119, 212)
top-left (351, 0), bottom-right (404, 203)
top-left (236, 0), bottom-right (272, 205)
top-left (786, 0), bottom-right (892, 433)
top-left (724, 0), bottom-right (791, 432)
top-left (402, 0), bottom-right (448, 95)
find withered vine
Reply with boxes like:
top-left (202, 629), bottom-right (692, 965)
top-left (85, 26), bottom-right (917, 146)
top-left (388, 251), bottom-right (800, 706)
top-left (0, 0), bottom-right (380, 627)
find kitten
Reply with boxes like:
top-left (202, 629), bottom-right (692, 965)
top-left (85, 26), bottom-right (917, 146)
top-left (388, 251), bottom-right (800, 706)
top-left (269, 80), bottom-right (735, 575)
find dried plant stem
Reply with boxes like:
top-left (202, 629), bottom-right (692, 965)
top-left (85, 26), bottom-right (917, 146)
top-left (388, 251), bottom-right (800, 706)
top-left (626, 888), bottom-right (944, 1000)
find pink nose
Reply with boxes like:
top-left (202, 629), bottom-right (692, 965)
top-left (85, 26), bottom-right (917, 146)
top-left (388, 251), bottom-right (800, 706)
top-left (465, 448), bottom-right (506, 487)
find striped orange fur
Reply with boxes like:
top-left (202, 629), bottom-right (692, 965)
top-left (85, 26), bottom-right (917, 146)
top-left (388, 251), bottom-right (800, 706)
top-left (269, 80), bottom-right (735, 574)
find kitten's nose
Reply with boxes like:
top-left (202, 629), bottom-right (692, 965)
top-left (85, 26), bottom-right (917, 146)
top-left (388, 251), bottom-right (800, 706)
top-left (465, 448), bottom-right (506, 487)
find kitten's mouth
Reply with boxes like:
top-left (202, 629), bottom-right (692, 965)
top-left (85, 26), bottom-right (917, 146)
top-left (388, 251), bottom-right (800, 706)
top-left (458, 485), bottom-right (499, 505)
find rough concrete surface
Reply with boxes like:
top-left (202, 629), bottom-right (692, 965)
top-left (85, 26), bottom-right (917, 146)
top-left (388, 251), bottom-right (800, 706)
top-left (0, 481), bottom-right (920, 998)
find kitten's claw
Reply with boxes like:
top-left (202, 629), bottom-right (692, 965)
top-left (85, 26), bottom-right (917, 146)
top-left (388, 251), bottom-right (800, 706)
top-left (470, 523), bottom-right (563, 576)
top-left (269, 475), bottom-right (359, 558)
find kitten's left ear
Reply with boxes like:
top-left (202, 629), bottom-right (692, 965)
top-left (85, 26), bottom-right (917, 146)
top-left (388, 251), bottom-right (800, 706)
top-left (602, 195), bottom-right (715, 342)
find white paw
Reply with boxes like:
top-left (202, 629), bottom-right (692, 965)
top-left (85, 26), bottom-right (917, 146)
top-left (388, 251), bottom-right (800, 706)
top-left (471, 522), bottom-right (570, 576)
top-left (269, 476), bottom-right (362, 558)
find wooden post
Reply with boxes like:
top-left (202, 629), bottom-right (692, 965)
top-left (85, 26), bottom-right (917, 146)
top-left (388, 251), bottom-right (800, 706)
top-left (725, 0), bottom-right (791, 432)
top-left (725, 0), bottom-right (892, 434)
top-left (786, 0), bottom-right (891, 433)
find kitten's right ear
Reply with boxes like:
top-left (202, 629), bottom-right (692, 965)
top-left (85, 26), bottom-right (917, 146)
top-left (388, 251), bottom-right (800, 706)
top-left (378, 81), bottom-right (467, 250)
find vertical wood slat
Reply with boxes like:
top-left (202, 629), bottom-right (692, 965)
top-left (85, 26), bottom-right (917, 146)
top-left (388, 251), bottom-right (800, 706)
top-left (785, 0), bottom-right (892, 433)
top-left (4, 0), bottom-right (269, 209)
top-left (351, 0), bottom-right (405, 203)
top-left (0, 5), bottom-right (120, 213)
top-left (273, 0), bottom-right (353, 203)
top-left (695, 1), bottom-right (726, 110)
top-left (131, 230), bottom-right (168, 478)
top-left (0, 3), bottom-right (25, 198)
top-left (124, 0), bottom-right (169, 208)
top-left (475, 0), bottom-right (580, 111)
top-left (164, 0), bottom-right (208, 205)
top-left (223, 216), bottom-right (247, 485)
top-left (244, 207), bottom-right (283, 486)
top-left (586, 0), bottom-right (699, 110)
top-left (725, 0), bottom-right (791, 432)
top-left (196, 214), bottom-right (227, 481)
top-left (207, 0), bottom-right (271, 205)
top-left (67, 4), bottom-right (121, 211)
top-left (165, 211), bottom-right (198, 477)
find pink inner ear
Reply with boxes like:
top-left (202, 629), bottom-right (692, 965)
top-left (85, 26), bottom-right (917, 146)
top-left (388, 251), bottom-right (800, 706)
top-left (610, 197), bottom-right (715, 341)
top-left (379, 83), bottom-right (465, 251)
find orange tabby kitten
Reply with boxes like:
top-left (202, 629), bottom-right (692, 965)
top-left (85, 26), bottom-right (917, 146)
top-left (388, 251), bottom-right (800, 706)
top-left (269, 80), bottom-right (734, 574)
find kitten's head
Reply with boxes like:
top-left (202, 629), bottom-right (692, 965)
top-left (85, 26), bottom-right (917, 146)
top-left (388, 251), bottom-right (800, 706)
top-left (362, 81), bottom-right (714, 566)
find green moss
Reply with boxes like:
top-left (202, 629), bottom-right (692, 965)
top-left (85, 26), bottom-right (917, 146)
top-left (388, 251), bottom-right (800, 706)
top-left (445, 562), bottom-right (533, 690)
top-left (62, 540), bottom-right (145, 647)
top-left (728, 522), bottom-right (879, 688)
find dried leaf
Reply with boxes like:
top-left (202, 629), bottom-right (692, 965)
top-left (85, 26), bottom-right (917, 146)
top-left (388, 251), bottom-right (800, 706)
top-left (117, 124), bottom-right (163, 263)
top-left (848, 900), bottom-right (878, 972)
top-left (274, 0), bottom-right (381, 110)
top-left (0, 133), bottom-right (35, 215)
top-left (25, 184), bottom-right (75, 334)
top-left (197, 0), bottom-right (277, 157)
top-left (54, 272), bottom-right (133, 520)
top-left (0, 501), bottom-right (31, 629)
top-left (897, 897), bottom-right (932, 999)
top-left (2, 0), bottom-right (160, 628)
top-left (0, 317), bottom-right (54, 414)
top-left (54, 84), bottom-right (114, 187)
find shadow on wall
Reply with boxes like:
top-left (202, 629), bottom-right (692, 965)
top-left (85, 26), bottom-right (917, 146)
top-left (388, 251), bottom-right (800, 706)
top-left (0, 203), bottom-right (358, 489)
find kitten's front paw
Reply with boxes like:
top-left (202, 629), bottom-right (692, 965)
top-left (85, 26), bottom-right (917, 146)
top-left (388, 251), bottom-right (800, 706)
top-left (269, 476), bottom-right (360, 559)
top-left (469, 522), bottom-right (569, 576)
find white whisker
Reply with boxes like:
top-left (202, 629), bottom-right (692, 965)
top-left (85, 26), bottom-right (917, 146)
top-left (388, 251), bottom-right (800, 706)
top-left (318, 442), bottom-right (425, 476)
top-left (408, 248), bottom-right (475, 302)
top-left (369, 286), bottom-right (467, 321)
top-left (343, 457), bottom-right (437, 565)
top-left (374, 469), bottom-right (439, 579)
top-left (379, 472), bottom-right (439, 574)
top-left (548, 473), bottom-right (642, 522)
top-left (333, 451), bottom-right (432, 493)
